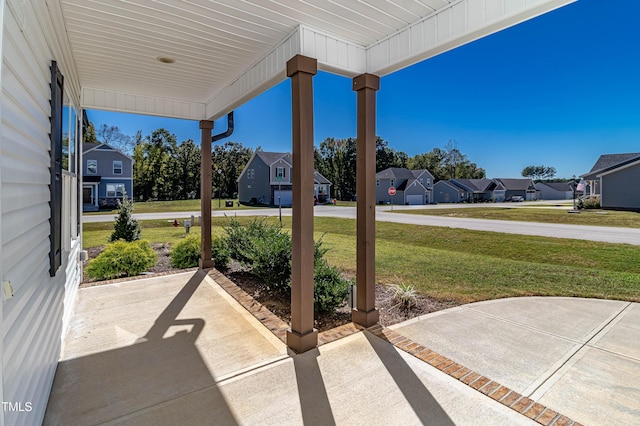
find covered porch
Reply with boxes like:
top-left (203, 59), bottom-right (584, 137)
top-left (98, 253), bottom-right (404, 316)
top-left (57, 0), bottom-right (576, 353)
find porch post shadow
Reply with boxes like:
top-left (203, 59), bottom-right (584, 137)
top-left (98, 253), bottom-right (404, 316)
top-left (286, 54), bottom-right (318, 353)
top-left (199, 120), bottom-right (214, 269)
top-left (352, 74), bottom-right (380, 327)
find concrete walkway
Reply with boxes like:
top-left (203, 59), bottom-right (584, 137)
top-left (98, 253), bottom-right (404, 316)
top-left (392, 297), bottom-right (640, 426)
top-left (44, 271), bottom-right (639, 425)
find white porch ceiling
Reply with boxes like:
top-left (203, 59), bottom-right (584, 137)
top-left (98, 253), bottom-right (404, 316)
top-left (54, 0), bottom-right (575, 121)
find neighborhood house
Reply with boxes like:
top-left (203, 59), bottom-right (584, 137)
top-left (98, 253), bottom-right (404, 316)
top-left (82, 142), bottom-right (134, 211)
top-left (581, 152), bottom-right (640, 211)
top-left (237, 151), bottom-right (332, 206)
top-left (376, 167), bottom-right (434, 205)
top-left (435, 178), bottom-right (538, 203)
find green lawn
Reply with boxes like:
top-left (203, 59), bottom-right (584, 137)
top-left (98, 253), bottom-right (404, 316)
top-left (84, 198), bottom-right (258, 214)
top-left (401, 207), bottom-right (640, 228)
top-left (84, 216), bottom-right (640, 304)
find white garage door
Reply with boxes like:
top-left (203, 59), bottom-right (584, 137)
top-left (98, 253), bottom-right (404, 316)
top-left (406, 194), bottom-right (423, 205)
top-left (274, 190), bottom-right (292, 207)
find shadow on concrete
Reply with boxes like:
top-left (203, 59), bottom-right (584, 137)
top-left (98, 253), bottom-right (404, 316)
top-left (44, 270), bottom-right (239, 425)
top-left (364, 332), bottom-right (455, 426)
top-left (293, 348), bottom-right (336, 426)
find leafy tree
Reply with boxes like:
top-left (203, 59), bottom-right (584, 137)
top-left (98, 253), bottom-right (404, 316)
top-left (173, 139), bottom-right (201, 199)
top-left (96, 124), bottom-right (133, 154)
top-left (521, 165), bottom-right (557, 180)
top-left (376, 137), bottom-right (407, 171)
top-left (83, 121), bottom-right (97, 144)
top-left (407, 142), bottom-right (485, 181)
top-left (315, 137), bottom-right (357, 201)
top-left (132, 128), bottom-right (178, 200)
top-left (212, 141), bottom-right (253, 198)
top-left (110, 194), bottom-right (141, 242)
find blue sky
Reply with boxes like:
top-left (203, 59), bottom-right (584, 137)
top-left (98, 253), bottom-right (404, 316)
top-left (87, 0), bottom-right (640, 179)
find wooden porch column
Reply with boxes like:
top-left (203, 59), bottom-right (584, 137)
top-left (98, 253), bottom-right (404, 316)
top-left (199, 120), bottom-right (214, 269)
top-left (286, 54), bottom-right (318, 353)
top-left (352, 73), bottom-right (380, 327)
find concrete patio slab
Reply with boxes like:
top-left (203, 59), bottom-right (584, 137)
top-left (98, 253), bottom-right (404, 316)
top-left (44, 271), bottom-right (535, 425)
top-left (392, 297), bottom-right (640, 426)
top-left (104, 332), bottom-right (535, 426)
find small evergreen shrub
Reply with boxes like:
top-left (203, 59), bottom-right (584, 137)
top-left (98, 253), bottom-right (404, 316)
top-left (211, 237), bottom-right (230, 270)
top-left (110, 195), bottom-right (141, 242)
top-left (86, 240), bottom-right (156, 280)
top-left (583, 195), bottom-right (601, 209)
top-left (170, 235), bottom-right (201, 268)
top-left (247, 227), bottom-right (292, 289)
top-left (313, 259), bottom-right (351, 313)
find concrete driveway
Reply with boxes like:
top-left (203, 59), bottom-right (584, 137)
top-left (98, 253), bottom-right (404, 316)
top-left (84, 204), bottom-right (640, 246)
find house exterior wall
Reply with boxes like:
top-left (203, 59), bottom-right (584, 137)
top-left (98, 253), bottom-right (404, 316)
top-left (237, 154), bottom-right (271, 204)
top-left (376, 178), bottom-right (396, 204)
top-left (404, 181), bottom-right (426, 204)
top-left (601, 164), bottom-right (640, 211)
top-left (83, 147), bottom-right (133, 207)
top-left (1, 2), bottom-right (82, 424)
top-left (269, 158), bottom-right (292, 184)
top-left (535, 184), bottom-right (572, 200)
top-left (434, 181), bottom-right (465, 203)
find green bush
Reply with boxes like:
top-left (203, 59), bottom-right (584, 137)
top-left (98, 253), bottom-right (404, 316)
top-left (247, 226), bottom-right (292, 288)
top-left (313, 259), bottom-right (351, 313)
top-left (211, 237), bottom-right (230, 270)
top-left (86, 240), bottom-right (156, 280)
top-left (223, 218), bottom-right (264, 264)
top-left (170, 235), bottom-right (201, 268)
top-left (583, 195), bottom-right (601, 209)
top-left (110, 195), bottom-right (141, 242)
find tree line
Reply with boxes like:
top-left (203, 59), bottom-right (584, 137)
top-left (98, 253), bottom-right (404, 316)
top-left (86, 123), bottom-right (486, 202)
top-left (314, 138), bottom-right (485, 200)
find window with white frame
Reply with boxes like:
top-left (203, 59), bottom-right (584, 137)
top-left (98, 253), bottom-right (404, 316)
top-left (87, 159), bottom-right (97, 174)
top-left (106, 183), bottom-right (125, 197)
top-left (276, 167), bottom-right (285, 179)
top-left (113, 160), bottom-right (123, 174)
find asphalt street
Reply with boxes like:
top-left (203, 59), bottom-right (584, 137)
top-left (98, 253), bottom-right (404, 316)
top-left (83, 204), bottom-right (640, 246)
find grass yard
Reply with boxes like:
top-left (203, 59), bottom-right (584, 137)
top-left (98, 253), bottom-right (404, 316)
top-left (401, 207), bottom-right (640, 228)
top-left (84, 216), bottom-right (640, 304)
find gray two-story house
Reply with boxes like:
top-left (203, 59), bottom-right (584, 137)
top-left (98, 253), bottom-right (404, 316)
top-left (82, 142), bottom-right (134, 211)
top-left (376, 167), bottom-right (434, 205)
top-left (238, 151), bottom-right (332, 206)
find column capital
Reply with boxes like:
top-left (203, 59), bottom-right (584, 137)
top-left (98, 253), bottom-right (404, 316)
top-left (287, 55), bottom-right (318, 77)
top-left (352, 73), bottom-right (380, 92)
top-left (199, 120), bottom-right (214, 130)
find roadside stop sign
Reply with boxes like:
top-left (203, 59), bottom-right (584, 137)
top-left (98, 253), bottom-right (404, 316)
top-left (388, 187), bottom-right (396, 196)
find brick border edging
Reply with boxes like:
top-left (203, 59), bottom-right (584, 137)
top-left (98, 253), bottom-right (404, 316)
top-left (366, 325), bottom-right (582, 426)
top-left (207, 270), bottom-right (363, 347)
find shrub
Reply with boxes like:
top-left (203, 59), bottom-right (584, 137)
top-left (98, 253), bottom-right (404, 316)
top-left (583, 195), bottom-right (601, 209)
top-left (390, 283), bottom-right (418, 309)
top-left (223, 218), bottom-right (264, 264)
top-left (170, 235), bottom-right (201, 268)
top-left (86, 240), bottom-right (156, 280)
top-left (110, 195), bottom-right (141, 242)
top-left (313, 260), bottom-right (351, 313)
top-left (211, 237), bottom-right (230, 270)
top-left (248, 228), bottom-right (292, 288)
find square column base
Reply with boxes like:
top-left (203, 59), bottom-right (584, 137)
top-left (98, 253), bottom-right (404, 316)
top-left (199, 259), bottom-right (214, 269)
top-left (287, 329), bottom-right (318, 353)
top-left (352, 309), bottom-right (379, 328)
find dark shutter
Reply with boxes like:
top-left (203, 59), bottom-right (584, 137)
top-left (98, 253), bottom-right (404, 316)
top-left (49, 61), bottom-right (64, 276)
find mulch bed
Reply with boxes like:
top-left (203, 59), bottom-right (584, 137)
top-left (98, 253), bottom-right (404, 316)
top-left (83, 246), bottom-right (459, 332)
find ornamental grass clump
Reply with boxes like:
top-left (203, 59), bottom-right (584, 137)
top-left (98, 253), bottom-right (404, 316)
top-left (86, 240), bottom-right (156, 280)
top-left (390, 282), bottom-right (418, 310)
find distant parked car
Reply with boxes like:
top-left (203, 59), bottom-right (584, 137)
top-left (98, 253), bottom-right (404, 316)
top-left (511, 196), bottom-right (524, 202)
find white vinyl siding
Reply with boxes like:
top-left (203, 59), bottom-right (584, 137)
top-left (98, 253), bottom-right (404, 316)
top-left (1, 2), bottom-right (82, 425)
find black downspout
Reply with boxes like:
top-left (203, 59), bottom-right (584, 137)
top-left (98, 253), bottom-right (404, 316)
top-left (212, 112), bottom-right (234, 143)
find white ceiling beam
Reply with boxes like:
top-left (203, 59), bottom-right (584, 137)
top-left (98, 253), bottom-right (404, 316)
top-left (81, 87), bottom-right (206, 120)
top-left (367, 0), bottom-right (577, 76)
